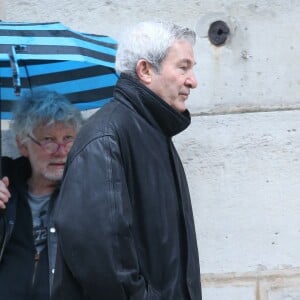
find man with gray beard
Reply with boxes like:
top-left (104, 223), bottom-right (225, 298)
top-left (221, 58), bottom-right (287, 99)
top-left (0, 90), bottom-right (82, 300)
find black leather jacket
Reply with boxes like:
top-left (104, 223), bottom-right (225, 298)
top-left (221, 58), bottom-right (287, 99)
top-left (0, 157), bottom-right (58, 299)
top-left (52, 74), bottom-right (202, 300)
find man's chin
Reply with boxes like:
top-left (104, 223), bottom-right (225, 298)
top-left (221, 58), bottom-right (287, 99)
top-left (174, 105), bottom-right (186, 113)
top-left (44, 170), bottom-right (64, 182)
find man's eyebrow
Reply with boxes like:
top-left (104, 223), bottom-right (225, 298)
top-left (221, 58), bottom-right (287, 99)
top-left (180, 58), bottom-right (197, 66)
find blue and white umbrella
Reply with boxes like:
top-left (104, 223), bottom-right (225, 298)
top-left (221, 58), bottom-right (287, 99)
top-left (0, 21), bottom-right (118, 120)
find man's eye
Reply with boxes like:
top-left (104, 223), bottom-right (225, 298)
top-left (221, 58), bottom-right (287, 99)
top-left (64, 136), bottom-right (75, 142)
top-left (42, 137), bottom-right (54, 142)
top-left (39, 137), bottom-right (55, 145)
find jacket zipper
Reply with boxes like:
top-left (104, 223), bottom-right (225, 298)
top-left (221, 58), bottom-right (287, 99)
top-left (0, 218), bottom-right (15, 263)
top-left (31, 252), bottom-right (40, 288)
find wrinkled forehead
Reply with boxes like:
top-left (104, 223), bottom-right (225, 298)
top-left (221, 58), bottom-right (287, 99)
top-left (33, 121), bottom-right (75, 135)
top-left (165, 39), bottom-right (196, 63)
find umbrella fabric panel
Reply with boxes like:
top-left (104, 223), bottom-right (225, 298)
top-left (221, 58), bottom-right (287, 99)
top-left (0, 60), bottom-right (118, 119)
top-left (0, 22), bottom-right (117, 67)
top-left (0, 22), bottom-right (119, 119)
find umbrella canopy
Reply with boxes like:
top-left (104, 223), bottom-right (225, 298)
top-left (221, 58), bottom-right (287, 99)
top-left (0, 21), bottom-right (118, 120)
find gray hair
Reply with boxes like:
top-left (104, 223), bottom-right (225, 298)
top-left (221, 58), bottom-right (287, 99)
top-left (115, 21), bottom-right (196, 79)
top-left (10, 89), bottom-right (83, 144)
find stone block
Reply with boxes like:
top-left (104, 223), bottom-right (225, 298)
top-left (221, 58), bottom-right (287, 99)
top-left (174, 110), bottom-right (300, 274)
top-left (203, 285), bottom-right (256, 300)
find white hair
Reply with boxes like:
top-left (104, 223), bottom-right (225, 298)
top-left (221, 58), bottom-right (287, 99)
top-left (115, 21), bottom-right (196, 79)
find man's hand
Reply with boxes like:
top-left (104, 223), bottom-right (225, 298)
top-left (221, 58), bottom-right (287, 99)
top-left (0, 177), bottom-right (11, 210)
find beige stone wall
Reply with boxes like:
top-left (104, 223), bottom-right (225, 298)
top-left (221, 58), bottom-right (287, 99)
top-left (174, 110), bottom-right (300, 299)
top-left (0, 1), bottom-right (5, 20)
top-left (2, 1), bottom-right (300, 299)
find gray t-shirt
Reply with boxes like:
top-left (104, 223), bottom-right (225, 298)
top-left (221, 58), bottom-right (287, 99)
top-left (27, 192), bottom-right (51, 254)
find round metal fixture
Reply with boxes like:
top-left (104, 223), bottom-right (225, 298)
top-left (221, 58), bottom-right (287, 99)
top-left (208, 20), bottom-right (230, 46)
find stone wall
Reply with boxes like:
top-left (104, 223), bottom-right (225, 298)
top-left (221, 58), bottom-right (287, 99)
top-left (2, 1), bottom-right (300, 299)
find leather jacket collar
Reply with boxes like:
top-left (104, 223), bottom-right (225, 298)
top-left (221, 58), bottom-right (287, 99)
top-left (114, 73), bottom-right (191, 137)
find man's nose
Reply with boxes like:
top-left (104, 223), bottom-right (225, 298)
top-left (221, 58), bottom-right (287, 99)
top-left (53, 144), bottom-right (69, 156)
top-left (185, 72), bottom-right (198, 89)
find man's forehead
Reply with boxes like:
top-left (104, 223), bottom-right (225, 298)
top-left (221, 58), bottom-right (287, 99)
top-left (166, 40), bottom-right (195, 58)
top-left (34, 122), bottom-right (74, 133)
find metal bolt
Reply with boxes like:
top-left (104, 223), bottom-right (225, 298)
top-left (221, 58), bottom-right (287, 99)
top-left (208, 20), bottom-right (230, 46)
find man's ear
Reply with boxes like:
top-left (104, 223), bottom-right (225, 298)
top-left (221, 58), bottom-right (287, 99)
top-left (16, 137), bottom-right (29, 157)
top-left (136, 59), bottom-right (153, 84)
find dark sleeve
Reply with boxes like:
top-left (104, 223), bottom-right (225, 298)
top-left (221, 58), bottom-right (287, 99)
top-left (53, 135), bottom-right (147, 300)
top-left (0, 157), bottom-right (16, 261)
top-left (0, 156), bottom-right (14, 220)
top-left (1, 157), bottom-right (13, 178)
top-left (1, 156), bottom-right (30, 180)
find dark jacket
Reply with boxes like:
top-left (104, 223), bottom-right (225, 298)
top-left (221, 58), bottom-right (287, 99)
top-left (0, 157), bottom-right (58, 300)
top-left (52, 74), bottom-right (202, 300)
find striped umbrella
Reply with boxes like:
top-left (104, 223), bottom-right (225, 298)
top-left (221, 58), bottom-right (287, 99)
top-left (0, 21), bottom-right (118, 120)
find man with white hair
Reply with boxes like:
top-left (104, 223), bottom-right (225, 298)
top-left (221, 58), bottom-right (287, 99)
top-left (53, 21), bottom-right (202, 300)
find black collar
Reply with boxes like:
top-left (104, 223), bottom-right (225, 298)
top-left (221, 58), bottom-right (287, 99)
top-left (114, 74), bottom-right (191, 137)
